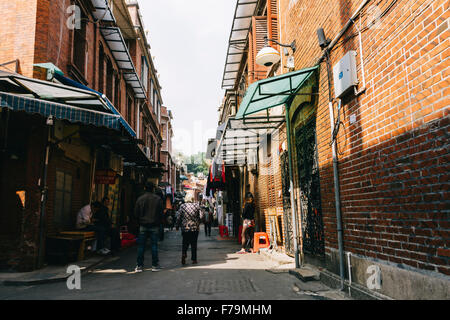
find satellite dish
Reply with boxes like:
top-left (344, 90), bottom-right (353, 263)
top-left (256, 46), bottom-right (281, 67)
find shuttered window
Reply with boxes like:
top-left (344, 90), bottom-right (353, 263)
top-left (248, 0), bottom-right (279, 84)
top-left (249, 16), bottom-right (268, 84)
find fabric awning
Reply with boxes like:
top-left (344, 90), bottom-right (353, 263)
top-left (53, 72), bottom-right (136, 138)
top-left (235, 66), bottom-right (319, 120)
top-left (0, 92), bottom-right (121, 130)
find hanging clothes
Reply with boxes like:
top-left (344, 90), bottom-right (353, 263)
top-left (206, 163), bottom-right (226, 195)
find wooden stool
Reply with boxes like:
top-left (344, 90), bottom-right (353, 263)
top-left (253, 232), bottom-right (270, 253)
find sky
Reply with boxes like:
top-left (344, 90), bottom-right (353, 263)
top-left (138, 0), bottom-right (237, 156)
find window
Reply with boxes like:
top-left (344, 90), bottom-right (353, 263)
top-left (141, 56), bottom-right (149, 93)
top-left (54, 171), bottom-right (73, 229)
top-left (73, 11), bottom-right (88, 75)
top-left (106, 58), bottom-right (114, 101)
top-left (114, 77), bottom-right (120, 108)
top-left (157, 100), bottom-right (161, 123)
top-left (153, 89), bottom-right (157, 114)
top-left (150, 136), bottom-right (154, 160)
top-left (150, 80), bottom-right (154, 106)
top-left (98, 45), bottom-right (105, 93)
top-left (127, 96), bottom-right (133, 125)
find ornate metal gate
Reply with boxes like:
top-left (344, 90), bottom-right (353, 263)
top-left (280, 151), bottom-right (294, 256)
top-left (295, 116), bottom-right (324, 257)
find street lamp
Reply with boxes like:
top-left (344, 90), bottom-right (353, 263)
top-left (255, 36), bottom-right (297, 67)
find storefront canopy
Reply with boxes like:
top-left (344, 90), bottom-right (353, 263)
top-left (0, 91), bottom-right (121, 131)
top-left (53, 72), bottom-right (136, 138)
top-left (214, 115), bottom-right (285, 165)
top-left (235, 66), bottom-right (319, 120)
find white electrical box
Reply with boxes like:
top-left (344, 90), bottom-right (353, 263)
top-left (333, 51), bottom-right (358, 98)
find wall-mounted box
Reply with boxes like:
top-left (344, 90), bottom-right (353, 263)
top-left (333, 50), bottom-right (358, 98)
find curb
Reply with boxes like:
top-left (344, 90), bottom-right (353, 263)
top-left (1, 255), bottom-right (112, 287)
top-left (318, 267), bottom-right (393, 300)
top-left (289, 268), bottom-right (321, 282)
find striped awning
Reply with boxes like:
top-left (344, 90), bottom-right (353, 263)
top-left (0, 92), bottom-right (121, 131)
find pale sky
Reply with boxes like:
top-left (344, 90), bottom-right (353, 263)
top-left (139, 0), bottom-right (236, 156)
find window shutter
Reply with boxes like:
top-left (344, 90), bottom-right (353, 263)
top-left (267, 0), bottom-right (279, 50)
top-left (249, 16), bottom-right (268, 84)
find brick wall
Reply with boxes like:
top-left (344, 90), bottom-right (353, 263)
top-left (0, 0), bottom-right (38, 76)
top-left (278, 0), bottom-right (449, 275)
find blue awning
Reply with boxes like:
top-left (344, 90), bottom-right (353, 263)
top-left (0, 92), bottom-right (121, 130)
top-left (54, 73), bottom-right (136, 138)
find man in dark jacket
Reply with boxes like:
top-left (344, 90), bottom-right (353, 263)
top-left (93, 197), bottom-right (121, 255)
top-left (133, 181), bottom-right (164, 272)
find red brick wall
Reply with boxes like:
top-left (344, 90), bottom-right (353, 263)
top-left (0, 0), bottom-right (38, 76)
top-left (279, 0), bottom-right (449, 275)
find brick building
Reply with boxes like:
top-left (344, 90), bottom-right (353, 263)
top-left (0, 0), bottom-right (166, 271)
top-left (214, 0), bottom-right (449, 299)
top-left (159, 106), bottom-right (176, 190)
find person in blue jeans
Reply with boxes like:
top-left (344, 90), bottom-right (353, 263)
top-left (136, 225), bottom-right (160, 271)
top-left (133, 181), bottom-right (164, 272)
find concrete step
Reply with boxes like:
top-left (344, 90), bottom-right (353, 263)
top-left (289, 268), bottom-right (321, 282)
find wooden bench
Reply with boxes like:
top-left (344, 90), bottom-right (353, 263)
top-left (59, 231), bottom-right (96, 261)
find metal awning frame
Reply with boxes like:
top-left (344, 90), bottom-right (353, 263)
top-left (214, 115), bottom-right (285, 165)
top-left (91, 0), bottom-right (116, 23)
top-left (236, 66), bottom-right (320, 120)
top-left (100, 27), bottom-right (146, 100)
top-left (0, 70), bottom-right (112, 113)
top-left (221, 0), bottom-right (259, 89)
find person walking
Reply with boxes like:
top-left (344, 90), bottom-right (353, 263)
top-left (202, 200), bottom-right (213, 237)
top-left (133, 181), bottom-right (164, 273)
top-left (176, 194), bottom-right (204, 265)
top-left (238, 192), bottom-right (256, 254)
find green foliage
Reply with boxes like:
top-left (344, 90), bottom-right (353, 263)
top-left (180, 152), bottom-right (209, 176)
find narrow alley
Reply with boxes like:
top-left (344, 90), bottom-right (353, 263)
top-left (0, 228), bottom-right (348, 301)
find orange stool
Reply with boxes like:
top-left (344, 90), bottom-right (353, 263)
top-left (253, 232), bottom-right (270, 253)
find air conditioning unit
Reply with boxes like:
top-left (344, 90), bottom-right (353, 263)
top-left (333, 50), bottom-right (358, 98)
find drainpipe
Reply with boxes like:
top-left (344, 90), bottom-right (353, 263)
top-left (285, 104), bottom-right (300, 269)
top-left (315, 0), bottom-right (371, 291)
top-left (324, 49), bottom-right (345, 290)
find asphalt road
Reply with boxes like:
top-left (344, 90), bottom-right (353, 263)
top-left (0, 228), bottom-right (346, 300)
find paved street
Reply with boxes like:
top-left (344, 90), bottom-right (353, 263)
top-left (0, 228), bottom-right (348, 300)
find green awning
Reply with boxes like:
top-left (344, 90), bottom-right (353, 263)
top-left (235, 65), bottom-right (319, 120)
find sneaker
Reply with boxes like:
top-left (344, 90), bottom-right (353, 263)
top-left (135, 266), bottom-right (143, 273)
top-left (192, 260), bottom-right (198, 264)
top-left (151, 265), bottom-right (163, 272)
top-left (237, 248), bottom-right (247, 254)
top-left (97, 248), bottom-right (109, 255)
